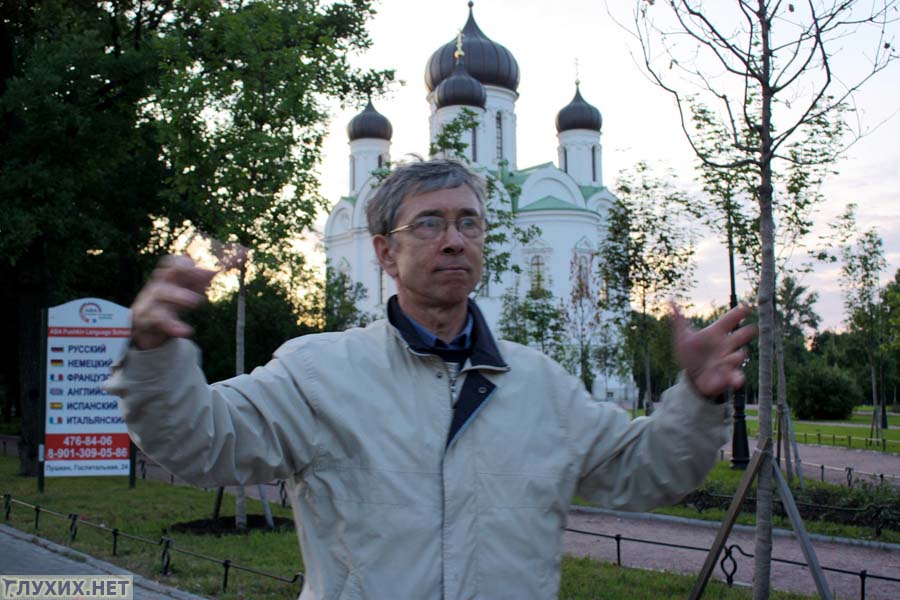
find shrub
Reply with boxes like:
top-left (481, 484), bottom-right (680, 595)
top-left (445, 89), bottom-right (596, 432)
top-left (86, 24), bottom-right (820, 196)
top-left (787, 360), bottom-right (862, 420)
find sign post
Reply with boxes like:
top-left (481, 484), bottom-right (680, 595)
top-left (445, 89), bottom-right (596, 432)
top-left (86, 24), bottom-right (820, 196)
top-left (43, 298), bottom-right (131, 480)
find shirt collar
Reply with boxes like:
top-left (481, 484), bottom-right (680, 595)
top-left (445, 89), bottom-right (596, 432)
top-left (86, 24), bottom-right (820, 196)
top-left (386, 295), bottom-right (508, 369)
top-left (406, 312), bottom-right (474, 351)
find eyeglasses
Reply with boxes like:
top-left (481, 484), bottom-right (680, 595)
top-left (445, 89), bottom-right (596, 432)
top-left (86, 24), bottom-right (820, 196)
top-left (388, 215), bottom-right (487, 240)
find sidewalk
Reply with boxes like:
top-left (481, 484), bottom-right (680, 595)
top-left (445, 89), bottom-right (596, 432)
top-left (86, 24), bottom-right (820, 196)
top-left (564, 508), bottom-right (900, 600)
top-left (0, 524), bottom-right (206, 600)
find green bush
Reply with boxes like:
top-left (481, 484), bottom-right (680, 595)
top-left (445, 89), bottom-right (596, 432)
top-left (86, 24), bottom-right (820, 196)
top-left (788, 360), bottom-right (862, 420)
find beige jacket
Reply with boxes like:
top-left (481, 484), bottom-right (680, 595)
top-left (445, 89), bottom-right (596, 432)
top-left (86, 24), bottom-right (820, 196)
top-left (106, 312), bottom-right (730, 599)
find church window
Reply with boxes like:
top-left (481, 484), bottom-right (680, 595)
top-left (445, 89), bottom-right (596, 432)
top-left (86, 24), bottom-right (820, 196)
top-left (530, 255), bottom-right (546, 291)
top-left (495, 112), bottom-right (503, 161)
top-left (350, 155), bottom-right (355, 190)
top-left (591, 146), bottom-right (597, 181)
top-left (378, 154), bottom-right (383, 168)
top-left (562, 148), bottom-right (568, 173)
top-left (471, 126), bottom-right (478, 162)
top-left (378, 266), bottom-right (388, 304)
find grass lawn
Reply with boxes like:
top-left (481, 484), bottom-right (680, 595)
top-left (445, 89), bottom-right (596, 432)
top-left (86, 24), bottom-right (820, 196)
top-left (1, 456), bottom-right (811, 599)
top-left (744, 408), bottom-right (900, 428)
top-left (740, 409), bottom-right (900, 453)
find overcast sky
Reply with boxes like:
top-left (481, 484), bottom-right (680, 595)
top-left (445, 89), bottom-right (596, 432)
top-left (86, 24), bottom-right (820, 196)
top-left (314, 0), bottom-right (900, 331)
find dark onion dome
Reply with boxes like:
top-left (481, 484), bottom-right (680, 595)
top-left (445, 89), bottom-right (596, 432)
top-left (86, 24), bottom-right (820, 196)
top-left (555, 84), bottom-right (602, 133)
top-left (425, 2), bottom-right (520, 93)
top-left (347, 99), bottom-right (393, 141)
top-left (435, 60), bottom-right (487, 109)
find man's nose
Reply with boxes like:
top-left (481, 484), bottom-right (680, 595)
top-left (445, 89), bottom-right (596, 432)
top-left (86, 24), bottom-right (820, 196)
top-left (439, 221), bottom-right (466, 253)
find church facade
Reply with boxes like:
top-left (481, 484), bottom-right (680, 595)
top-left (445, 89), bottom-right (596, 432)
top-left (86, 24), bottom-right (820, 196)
top-left (324, 3), bottom-right (634, 400)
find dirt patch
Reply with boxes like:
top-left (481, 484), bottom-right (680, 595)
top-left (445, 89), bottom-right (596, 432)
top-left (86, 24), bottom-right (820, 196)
top-left (169, 515), bottom-right (293, 536)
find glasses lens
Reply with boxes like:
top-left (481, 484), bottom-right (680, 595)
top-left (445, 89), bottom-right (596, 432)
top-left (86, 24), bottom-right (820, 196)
top-left (411, 216), bottom-right (445, 239)
top-left (458, 217), bottom-right (484, 238)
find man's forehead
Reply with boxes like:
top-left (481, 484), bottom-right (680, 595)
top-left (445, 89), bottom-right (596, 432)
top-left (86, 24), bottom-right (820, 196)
top-left (399, 186), bottom-right (479, 214)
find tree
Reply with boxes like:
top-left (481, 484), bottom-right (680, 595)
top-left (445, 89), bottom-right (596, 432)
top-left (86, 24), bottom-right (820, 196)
top-left (0, 0), bottom-right (183, 474)
top-left (559, 250), bottom-right (625, 393)
top-left (599, 161), bottom-right (695, 413)
top-left (497, 273), bottom-right (567, 362)
top-left (152, 0), bottom-right (393, 529)
top-left (630, 3), bottom-right (897, 595)
top-left (829, 204), bottom-right (887, 438)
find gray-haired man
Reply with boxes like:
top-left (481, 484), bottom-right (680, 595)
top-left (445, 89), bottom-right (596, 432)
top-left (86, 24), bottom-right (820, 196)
top-left (107, 158), bottom-right (755, 599)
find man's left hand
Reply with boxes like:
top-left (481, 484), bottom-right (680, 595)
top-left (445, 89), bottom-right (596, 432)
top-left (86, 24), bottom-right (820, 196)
top-left (673, 304), bottom-right (757, 398)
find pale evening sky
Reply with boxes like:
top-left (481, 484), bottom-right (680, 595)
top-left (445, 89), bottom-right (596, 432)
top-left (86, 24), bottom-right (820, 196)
top-left (314, 0), bottom-right (900, 332)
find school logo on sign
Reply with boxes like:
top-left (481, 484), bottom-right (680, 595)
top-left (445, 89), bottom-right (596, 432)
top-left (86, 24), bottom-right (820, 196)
top-left (79, 302), bottom-right (103, 323)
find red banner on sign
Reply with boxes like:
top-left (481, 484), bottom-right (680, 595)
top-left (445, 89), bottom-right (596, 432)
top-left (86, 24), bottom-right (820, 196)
top-left (44, 433), bottom-right (131, 461)
top-left (47, 327), bottom-right (131, 338)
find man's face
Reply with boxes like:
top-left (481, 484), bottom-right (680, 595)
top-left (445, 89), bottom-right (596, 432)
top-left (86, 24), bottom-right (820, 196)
top-left (373, 186), bottom-right (484, 311)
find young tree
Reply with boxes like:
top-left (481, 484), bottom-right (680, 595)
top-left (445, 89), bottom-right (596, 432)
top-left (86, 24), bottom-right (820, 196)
top-left (630, 3), bottom-right (897, 594)
top-left (599, 162), bottom-right (695, 414)
top-left (829, 204), bottom-right (887, 439)
top-left (560, 250), bottom-right (625, 393)
top-left (497, 273), bottom-right (567, 361)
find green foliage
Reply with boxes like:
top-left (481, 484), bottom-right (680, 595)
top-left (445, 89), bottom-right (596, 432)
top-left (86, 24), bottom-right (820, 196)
top-left (622, 310), bottom-right (679, 404)
top-left (498, 275), bottom-right (566, 362)
top-left (320, 267), bottom-right (375, 332)
top-left (786, 359), bottom-right (862, 420)
top-left (189, 274), bottom-right (316, 383)
top-left (599, 161), bottom-right (694, 407)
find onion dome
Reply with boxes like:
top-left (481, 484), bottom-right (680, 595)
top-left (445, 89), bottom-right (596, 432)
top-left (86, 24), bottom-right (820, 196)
top-left (435, 60), bottom-right (487, 109)
top-left (347, 100), bottom-right (393, 141)
top-left (555, 83), bottom-right (602, 133)
top-left (425, 1), bottom-right (520, 93)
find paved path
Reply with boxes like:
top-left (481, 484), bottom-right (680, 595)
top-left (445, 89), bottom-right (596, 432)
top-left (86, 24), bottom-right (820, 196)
top-left (0, 524), bottom-right (206, 600)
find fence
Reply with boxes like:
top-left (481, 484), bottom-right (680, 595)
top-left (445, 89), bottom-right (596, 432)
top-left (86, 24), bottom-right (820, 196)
top-left (7, 490), bottom-right (900, 599)
top-left (718, 448), bottom-right (900, 489)
top-left (3, 494), bottom-right (304, 595)
top-left (744, 426), bottom-right (900, 452)
top-left (565, 526), bottom-right (900, 600)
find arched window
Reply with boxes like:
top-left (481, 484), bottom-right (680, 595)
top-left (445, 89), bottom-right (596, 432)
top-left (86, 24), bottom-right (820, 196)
top-left (495, 112), bottom-right (503, 162)
top-left (378, 154), bottom-right (383, 168)
top-left (350, 155), bottom-right (355, 190)
top-left (530, 255), bottom-right (546, 291)
top-left (471, 126), bottom-right (478, 162)
top-left (591, 146), bottom-right (597, 182)
top-left (378, 266), bottom-right (388, 305)
top-left (562, 148), bottom-right (568, 173)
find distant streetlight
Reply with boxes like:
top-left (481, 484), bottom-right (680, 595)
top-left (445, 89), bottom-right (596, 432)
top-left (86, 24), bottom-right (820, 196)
top-left (726, 202), bottom-right (750, 470)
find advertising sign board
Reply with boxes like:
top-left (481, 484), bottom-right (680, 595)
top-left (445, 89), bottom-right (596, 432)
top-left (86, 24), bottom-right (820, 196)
top-left (44, 298), bottom-right (131, 477)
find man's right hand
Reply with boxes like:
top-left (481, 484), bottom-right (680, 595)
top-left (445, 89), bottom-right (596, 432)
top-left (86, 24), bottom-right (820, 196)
top-left (130, 255), bottom-right (218, 350)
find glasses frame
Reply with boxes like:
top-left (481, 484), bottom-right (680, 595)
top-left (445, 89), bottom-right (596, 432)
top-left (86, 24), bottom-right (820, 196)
top-left (388, 215), bottom-right (488, 240)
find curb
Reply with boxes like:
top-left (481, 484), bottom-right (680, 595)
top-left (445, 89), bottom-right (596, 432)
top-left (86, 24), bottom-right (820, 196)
top-left (569, 505), bottom-right (900, 552)
top-left (0, 524), bottom-right (208, 600)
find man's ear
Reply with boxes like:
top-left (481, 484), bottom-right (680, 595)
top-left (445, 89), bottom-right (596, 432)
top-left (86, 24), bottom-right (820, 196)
top-left (372, 235), bottom-right (399, 278)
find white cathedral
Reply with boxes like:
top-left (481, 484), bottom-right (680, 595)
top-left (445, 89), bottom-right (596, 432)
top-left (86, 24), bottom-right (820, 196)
top-left (324, 3), bottom-right (634, 400)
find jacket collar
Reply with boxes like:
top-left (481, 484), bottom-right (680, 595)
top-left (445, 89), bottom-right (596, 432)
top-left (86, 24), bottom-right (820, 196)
top-left (386, 295), bottom-right (508, 371)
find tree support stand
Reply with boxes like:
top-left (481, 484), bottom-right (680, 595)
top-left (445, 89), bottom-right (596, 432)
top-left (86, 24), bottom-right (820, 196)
top-left (689, 438), bottom-right (831, 600)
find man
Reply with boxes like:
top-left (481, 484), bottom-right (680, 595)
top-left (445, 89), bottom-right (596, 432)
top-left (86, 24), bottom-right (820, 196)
top-left (106, 159), bottom-right (754, 599)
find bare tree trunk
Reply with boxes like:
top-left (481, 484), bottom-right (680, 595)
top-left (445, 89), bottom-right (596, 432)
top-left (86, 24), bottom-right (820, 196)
top-left (234, 262), bottom-right (247, 530)
top-left (754, 7), bottom-right (776, 594)
top-left (870, 364), bottom-right (880, 441)
top-left (234, 486), bottom-right (247, 530)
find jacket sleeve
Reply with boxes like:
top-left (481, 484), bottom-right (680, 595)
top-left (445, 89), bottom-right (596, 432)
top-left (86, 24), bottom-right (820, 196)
top-left (103, 337), bottom-right (318, 487)
top-left (569, 373), bottom-right (731, 512)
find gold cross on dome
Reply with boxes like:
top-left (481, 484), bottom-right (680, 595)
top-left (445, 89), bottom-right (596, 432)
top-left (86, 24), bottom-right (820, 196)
top-left (575, 57), bottom-right (581, 86)
top-left (454, 30), bottom-right (465, 60)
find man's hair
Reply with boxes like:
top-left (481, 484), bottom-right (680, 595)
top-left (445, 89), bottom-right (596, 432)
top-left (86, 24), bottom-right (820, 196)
top-left (366, 158), bottom-right (487, 236)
